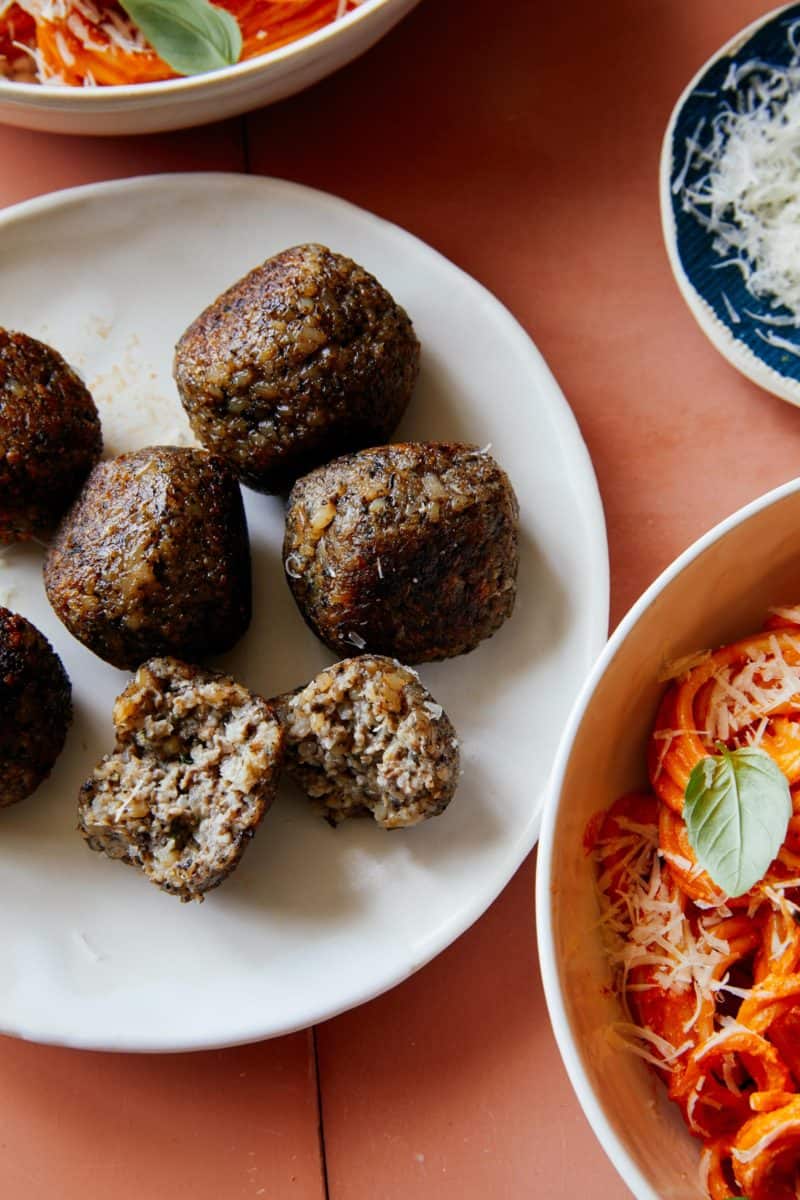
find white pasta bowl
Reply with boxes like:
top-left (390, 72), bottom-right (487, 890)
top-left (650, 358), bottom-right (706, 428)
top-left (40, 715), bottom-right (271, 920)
top-left (0, 0), bottom-right (419, 136)
top-left (536, 476), bottom-right (800, 1200)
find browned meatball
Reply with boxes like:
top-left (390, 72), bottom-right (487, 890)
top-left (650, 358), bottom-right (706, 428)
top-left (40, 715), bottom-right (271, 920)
top-left (173, 244), bottom-right (420, 494)
top-left (0, 329), bottom-right (102, 542)
top-left (79, 658), bottom-right (284, 901)
top-left (0, 607), bottom-right (71, 807)
top-left (44, 447), bottom-right (251, 670)
top-left (279, 655), bottom-right (460, 829)
top-left (283, 442), bottom-right (519, 663)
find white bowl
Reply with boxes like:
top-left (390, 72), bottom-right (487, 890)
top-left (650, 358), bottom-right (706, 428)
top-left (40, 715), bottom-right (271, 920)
top-left (0, 0), bottom-right (420, 136)
top-left (536, 476), bottom-right (800, 1200)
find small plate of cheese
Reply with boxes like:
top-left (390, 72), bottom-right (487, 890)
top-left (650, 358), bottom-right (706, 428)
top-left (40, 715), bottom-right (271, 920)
top-left (661, 2), bottom-right (800, 405)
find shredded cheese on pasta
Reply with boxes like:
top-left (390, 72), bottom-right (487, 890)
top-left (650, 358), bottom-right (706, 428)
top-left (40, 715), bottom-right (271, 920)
top-left (593, 611), bottom-right (800, 1196)
top-left (1, 0), bottom-right (367, 85)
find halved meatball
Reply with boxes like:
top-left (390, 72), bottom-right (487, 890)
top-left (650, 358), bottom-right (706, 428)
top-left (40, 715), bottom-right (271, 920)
top-left (0, 607), bottom-right (71, 807)
top-left (279, 655), bottom-right (460, 829)
top-left (44, 446), bottom-right (251, 670)
top-left (283, 442), bottom-right (519, 663)
top-left (0, 329), bottom-right (102, 542)
top-left (79, 658), bottom-right (284, 901)
top-left (173, 244), bottom-right (420, 494)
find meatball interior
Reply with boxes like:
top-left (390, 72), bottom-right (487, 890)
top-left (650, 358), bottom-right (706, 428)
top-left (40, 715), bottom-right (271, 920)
top-left (283, 442), bottom-right (519, 663)
top-left (173, 244), bottom-right (420, 494)
top-left (44, 446), bottom-right (251, 670)
top-left (281, 655), bottom-right (460, 829)
top-left (0, 328), bottom-right (102, 542)
top-left (0, 607), bottom-right (71, 807)
top-left (79, 658), bottom-right (283, 901)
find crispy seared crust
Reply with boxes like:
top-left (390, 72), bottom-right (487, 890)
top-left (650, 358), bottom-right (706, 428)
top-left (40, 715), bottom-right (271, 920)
top-left (0, 329), bottom-right (102, 542)
top-left (44, 446), bottom-right (251, 670)
top-left (78, 657), bottom-right (284, 901)
top-left (173, 244), bottom-right (420, 493)
top-left (0, 607), bottom-right (71, 807)
top-left (279, 655), bottom-right (460, 829)
top-left (283, 442), bottom-right (519, 663)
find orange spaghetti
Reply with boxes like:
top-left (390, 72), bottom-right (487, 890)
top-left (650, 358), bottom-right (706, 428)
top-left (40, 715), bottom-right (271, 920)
top-left (590, 607), bottom-right (800, 1199)
top-left (0, 1), bottom-right (364, 86)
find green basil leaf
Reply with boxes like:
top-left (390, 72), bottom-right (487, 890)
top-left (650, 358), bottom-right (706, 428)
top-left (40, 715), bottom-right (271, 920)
top-left (684, 745), bottom-right (791, 897)
top-left (119, 0), bottom-right (242, 76)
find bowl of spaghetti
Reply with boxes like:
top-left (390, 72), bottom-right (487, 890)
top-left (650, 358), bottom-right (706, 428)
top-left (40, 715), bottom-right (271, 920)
top-left (537, 476), bottom-right (800, 1200)
top-left (0, 0), bottom-right (420, 135)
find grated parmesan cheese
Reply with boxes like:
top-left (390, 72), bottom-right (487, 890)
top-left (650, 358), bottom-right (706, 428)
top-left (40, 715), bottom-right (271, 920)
top-left (732, 1115), bottom-right (800, 1163)
top-left (9, 0), bottom-right (147, 82)
top-left (594, 819), bottom-right (733, 1067)
top-left (704, 635), bottom-right (800, 742)
top-left (658, 649), bottom-right (712, 682)
top-left (768, 603), bottom-right (800, 624)
top-left (595, 821), bottom-right (800, 1069)
top-left (53, 29), bottom-right (74, 66)
top-left (675, 35), bottom-right (800, 320)
top-left (605, 1021), bottom-right (694, 1070)
top-left (651, 727), bottom-right (711, 782)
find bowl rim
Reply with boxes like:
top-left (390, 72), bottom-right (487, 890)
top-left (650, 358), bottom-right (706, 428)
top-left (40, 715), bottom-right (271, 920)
top-left (535, 472), bottom-right (800, 1200)
top-left (0, 0), bottom-right (396, 102)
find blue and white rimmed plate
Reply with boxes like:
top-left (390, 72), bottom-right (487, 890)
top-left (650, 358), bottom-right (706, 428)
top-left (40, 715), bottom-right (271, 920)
top-left (660, 3), bottom-right (800, 406)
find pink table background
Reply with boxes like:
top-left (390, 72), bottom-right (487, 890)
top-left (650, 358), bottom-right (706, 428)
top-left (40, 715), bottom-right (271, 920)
top-left (0, 1), bottom-right (795, 1196)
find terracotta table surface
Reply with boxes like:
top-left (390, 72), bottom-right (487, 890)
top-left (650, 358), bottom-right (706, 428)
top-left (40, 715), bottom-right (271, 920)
top-left (0, 1), bottom-right (794, 1197)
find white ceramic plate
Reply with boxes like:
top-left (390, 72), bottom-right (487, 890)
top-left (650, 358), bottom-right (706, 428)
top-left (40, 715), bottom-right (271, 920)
top-left (660, 3), bottom-right (800, 406)
top-left (0, 172), bottom-right (608, 1052)
top-left (0, 0), bottom-right (421, 136)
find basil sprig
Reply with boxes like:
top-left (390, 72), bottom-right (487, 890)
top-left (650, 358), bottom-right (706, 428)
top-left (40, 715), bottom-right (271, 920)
top-left (684, 745), bottom-right (791, 898)
top-left (120, 0), bottom-right (242, 76)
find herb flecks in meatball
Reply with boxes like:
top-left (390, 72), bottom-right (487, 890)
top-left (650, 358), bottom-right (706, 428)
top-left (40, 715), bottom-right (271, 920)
top-left (79, 658), bottom-right (284, 901)
top-left (173, 244), bottom-right (420, 494)
top-left (44, 446), bottom-right (251, 670)
top-left (0, 329), bottom-right (102, 542)
top-left (281, 655), bottom-right (460, 829)
top-left (283, 442), bottom-right (519, 663)
top-left (0, 607), bottom-right (71, 807)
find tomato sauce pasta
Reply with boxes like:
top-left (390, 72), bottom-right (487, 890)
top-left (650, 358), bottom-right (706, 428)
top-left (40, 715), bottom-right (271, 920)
top-left (590, 609), bottom-right (800, 1199)
top-left (0, 1), bottom-right (364, 86)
